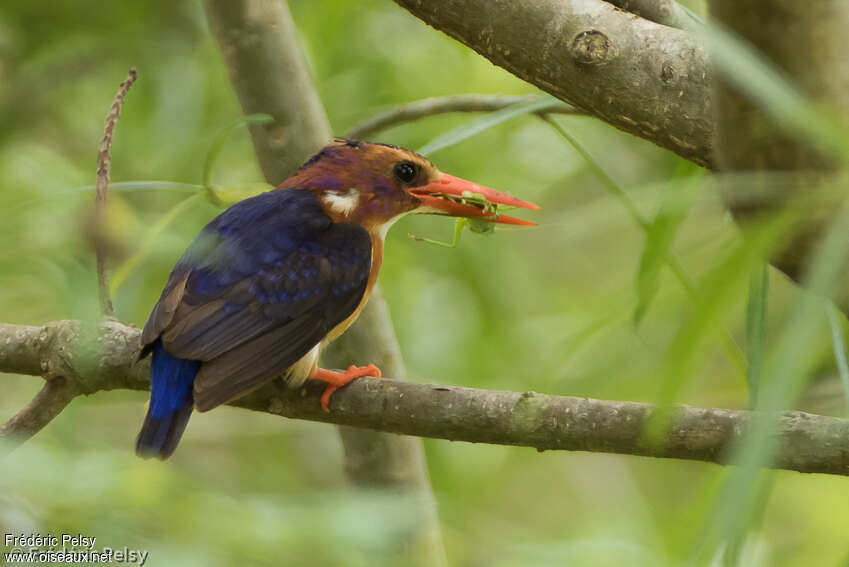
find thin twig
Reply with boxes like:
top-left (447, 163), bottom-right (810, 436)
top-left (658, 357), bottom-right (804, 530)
top-left (0, 377), bottom-right (76, 455)
top-left (94, 67), bottom-right (138, 319)
top-left (346, 94), bottom-right (581, 140)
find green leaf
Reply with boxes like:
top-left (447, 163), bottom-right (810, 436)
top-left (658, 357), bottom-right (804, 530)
top-left (633, 166), bottom-right (699, 325)
top-left (203, 113), bottom-right (274, 205)
top-left (211, 182), bottom-right (274, 206)
top-left (697, 203), bottom-right (849, 565)
top-left (744, 262), bottom-right (769, 408)
top-left (542, 115), bottom-right (746, 377)
top-left (827, 304), bottom-right (849, 414)
top-left (680, 3), bottom-right (704, 26)
top-left (643, 209), bottom-right (794, 450)
top-left (417, 97), bottom-right (561, 157)
top-left (110, 194), bottom-right (203, 294)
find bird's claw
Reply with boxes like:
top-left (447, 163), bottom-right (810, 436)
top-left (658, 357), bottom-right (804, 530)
top-left (313, 364), bottom-right (382, 412)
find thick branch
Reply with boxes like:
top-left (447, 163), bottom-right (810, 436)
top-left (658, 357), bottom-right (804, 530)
top-left (392, 0), bottom-right (713, 167)
top-left (346, 94), bottom-right (581, 140)
top-left (4, 320), bottom-right (849, 476)
top-left (204, 0), bottom-right (331, 184)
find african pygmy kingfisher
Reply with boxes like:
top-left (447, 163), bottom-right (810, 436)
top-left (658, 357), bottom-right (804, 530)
top-left (136, 139), bottom-right (537, 459)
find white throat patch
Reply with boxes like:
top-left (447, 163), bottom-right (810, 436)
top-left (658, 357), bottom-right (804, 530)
top-left (378, 212), bottom-right (410, 241)
top-left (322, 188), bottom-right (360, 217)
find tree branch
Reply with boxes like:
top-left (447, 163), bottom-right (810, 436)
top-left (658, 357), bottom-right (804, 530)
top-left (93, 67), bottom-right (137, 318)
top-left (204, 0), bottom-right (331, 184)
top-left (0, 377), bottom-right (75, 454)
top-left (346, 94), bottom-right (581, 140)
top-left (392, 0), bottom-right (713, 167)
top-left (3, 320), bottom-right (849, 476)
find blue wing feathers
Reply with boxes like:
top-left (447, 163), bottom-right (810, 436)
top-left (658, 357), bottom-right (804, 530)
top-left (137, 189), bottom-right (373, 456)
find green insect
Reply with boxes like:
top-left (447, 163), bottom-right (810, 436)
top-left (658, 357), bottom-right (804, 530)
top-left (408, 217), bottom-right (498, 248)
top-left (409, 192), bottom-right (499, 248)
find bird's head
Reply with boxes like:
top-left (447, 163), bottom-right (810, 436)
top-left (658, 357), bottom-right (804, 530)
top-left (278, 138), bottom-right (538, 235)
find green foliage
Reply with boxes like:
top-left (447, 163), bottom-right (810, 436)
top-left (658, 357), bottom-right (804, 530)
top-left (416, 97), bottom-right (560, 157)
top-left (827, 306), bottom-right (849, 413)
top-left (2, 2), bottom-right (849, 566)
top-left (634, 165), bottom-right (699, 326)
top-left (745, 262), bottom-right (769, 408)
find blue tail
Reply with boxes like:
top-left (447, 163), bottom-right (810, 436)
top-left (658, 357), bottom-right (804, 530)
top-left (136, 340), bottom-right (201, 460)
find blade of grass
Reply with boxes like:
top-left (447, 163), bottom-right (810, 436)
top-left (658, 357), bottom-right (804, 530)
top-left (827, 303), bottom-right (849, 414)
top-left (69, 181), bottom-right (205, 194)
top-left (203, 113), bottom-right (273, 205)
top-left (699, 201), bottom-right (849, 565)
top-left (744, 262), bottom-right (769, 408)
top-left (111, 115), bottom-right (274, 294)
top-left (541, 114), bottom-right (747, 378)
top-left (645, 216), bottom-right (789, 446)
top-left (539, 115), bottom-right (648, 229)
top-left (210, 182), bottom-right (274, 206)
top-left (680, 3), bottom-right (704, 26)
top-left (633, 165), bottom-right (699, 325)
top-left (11, 182), bottom-right (206, 215)
top-left (110, 193), bottom-right (203, 294)
top-left (416, 97), bottom-right (562, 157)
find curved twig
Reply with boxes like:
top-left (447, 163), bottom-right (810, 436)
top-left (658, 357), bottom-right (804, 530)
top-left (94, 67), bottom-right (138, 319)
top-left (0, 377), bottom-right (76, 455)
top-left (346, 94), bottom-right (581, 140)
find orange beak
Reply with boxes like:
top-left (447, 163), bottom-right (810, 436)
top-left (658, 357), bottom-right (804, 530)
top-left (408, 174), bottom-right (539, 226)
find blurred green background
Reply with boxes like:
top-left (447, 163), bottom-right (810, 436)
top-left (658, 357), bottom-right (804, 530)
top-left (2, 1), bottom-right (849, 566)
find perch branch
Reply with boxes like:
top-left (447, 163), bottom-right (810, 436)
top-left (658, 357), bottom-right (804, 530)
top-left (391, 0), bottom-right (713, 167)
top-left (346, 94), bottom-right (582, 140)
top-left (3, 320), bottom-right (849, 477)
top-left (94, 67), bottom-right (137, 319)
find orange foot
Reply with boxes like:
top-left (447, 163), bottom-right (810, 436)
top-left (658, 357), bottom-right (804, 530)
top-left (310, 364), bottom-right (382, 412)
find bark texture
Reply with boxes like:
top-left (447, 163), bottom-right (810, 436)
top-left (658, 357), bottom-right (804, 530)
top-left (4, 320), bottom-right (849, 476)
top-left (205, 0), bottom-right (331, 184)
top-left (392, 0), bottom-right (714, 167)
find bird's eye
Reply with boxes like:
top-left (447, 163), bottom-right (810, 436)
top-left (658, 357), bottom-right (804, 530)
top-left (393, 161), bottom-right (418, 184)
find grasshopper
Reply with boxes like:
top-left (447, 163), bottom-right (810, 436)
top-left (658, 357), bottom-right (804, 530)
top-left (409, 190), bottom-right (499, 248)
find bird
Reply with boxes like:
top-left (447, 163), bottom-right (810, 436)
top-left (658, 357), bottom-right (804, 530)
top-left (135, 138), bottom-right (538, 459)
